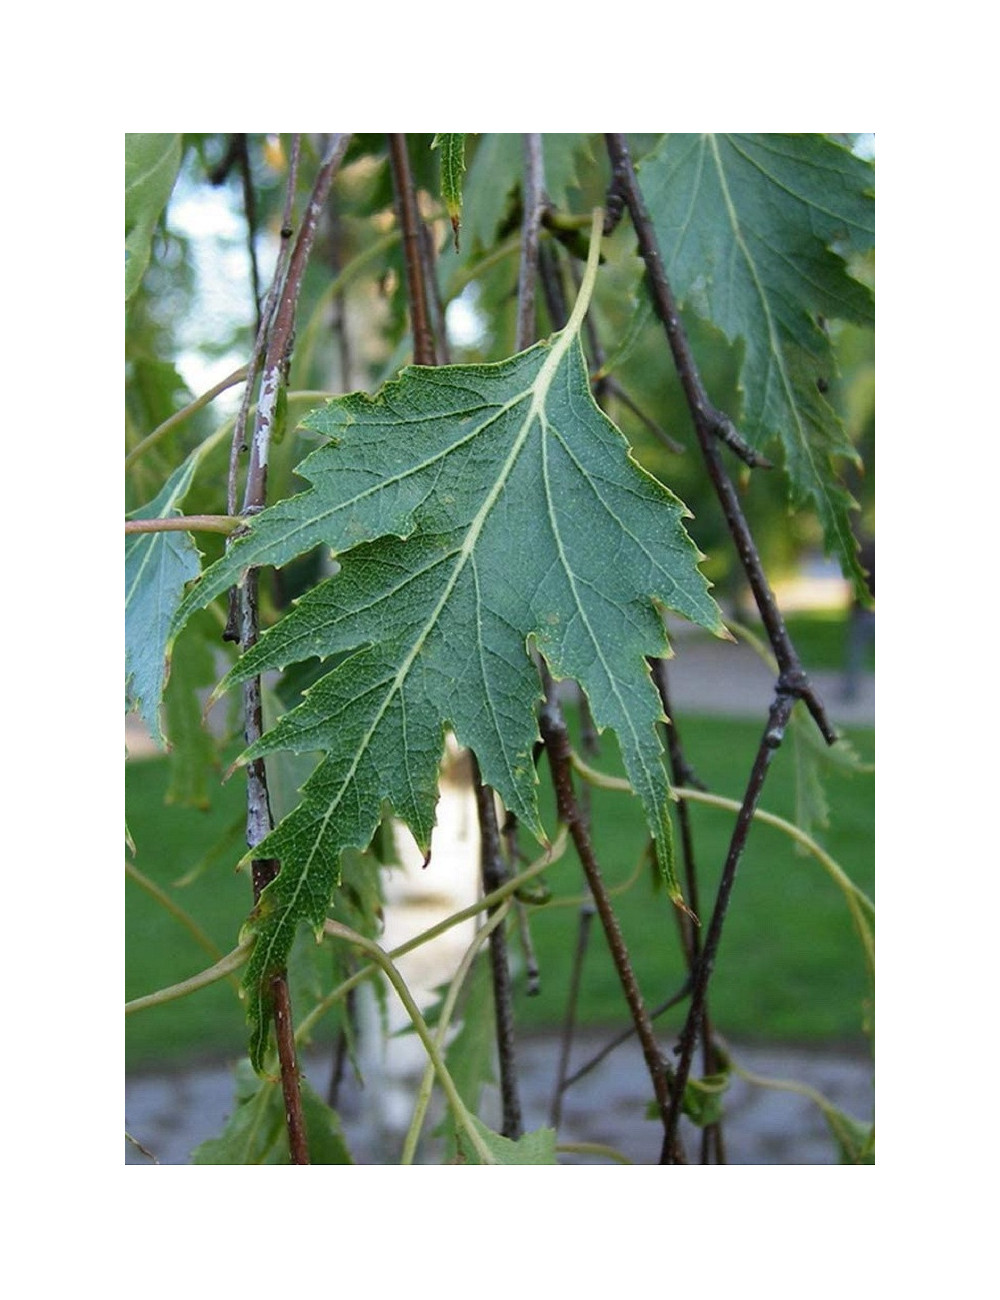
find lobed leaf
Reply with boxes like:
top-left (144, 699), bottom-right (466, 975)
top-left (638, 133), bottom-right (875, 592)
top-left (175, 226), bottom-right (725, 1068)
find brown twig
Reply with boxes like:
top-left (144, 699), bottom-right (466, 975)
top-left (515, 134), bottom-right (545, 351)
top-left (233, 132), bottom-right (352, 1164)
top-left (660, 689), bottom-right (797, 1162)
top-left (604, 134), bottom-right (835, 745)
top-left (548, 892), bottom-right (595, 1128)
top-left (539, 681), bottom-right (685, 1163)
top-left (272, 974), bottom-right (310, 1165)
top-left (651, 657), bottom-right (726, 1163)
top-left (388, 134), bottom-right (436, 367)
top-left (471, 757), bottom-right (523, 1140)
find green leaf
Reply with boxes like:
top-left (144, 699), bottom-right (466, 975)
top-left (459, 133), bottom-right (591, 259)
top-left (681, 1069), bottom-right (731, 1128)
top-left (126, 456), bottom-right (202, 746)
top-left (436, 954), bottom-right (496, 1160)
top-left (192, 1061), bottom-right (353, 1164)
top-left (163, 608), bottom-right (221, 809)
top-left (790, 714), bottom-right (871, 846)
top-left (819, 1102), bottom-right (874, 1165)
top-left (456, 1116), bottom-right (558, 1165)
top-left (638, 134), bottom-right (875, 592)
top-left (125, 134), bottom-right (182, 302)
top-left (432, 134), bottom-right (467, 251)
top-left (176, 226), bottom-right (724, 1069)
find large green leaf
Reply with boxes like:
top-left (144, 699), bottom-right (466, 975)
top-left (125, 134), bottom-right (182, 302)
top-left (125, 457), bottom-right (202, 745)
top-left (638, 134), bottom-right (875, 591)
top-left (175, 227), bottom-right (724, 1069)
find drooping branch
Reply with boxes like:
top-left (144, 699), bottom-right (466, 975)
top-left (604, 133), bottom-right (835, 746)
top-left (124, 366), bottom-right (248, 471)
top-left (660, 689), bottom-right (798, 1162)
top-left (650, 657), bottom-right (726, 1163)
top-left (388, 134), bottom-right (437, 367)
top-left (515, 134), bottom-right (545, 351)
top-left (231, 132), bottom-right (351, 1165)
top-left (538, 683), bottom-right (686, 1163)
top-left (471, 756), bottom-right (523, 1140)
top-left (226, 135), bottom-right (302, 519)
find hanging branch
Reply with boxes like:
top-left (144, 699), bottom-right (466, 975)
top-left (516, 134), bottom-right (545, 351)
top-left (233, 132), bottom-right (352, 1165)
top-left (650, 658), bottom-right (726, 1164)
top-left (538, 681), bottom-right (686, 1163)
top-left (661, 690), bottom-right (797, 1162)
top-left (603, 134), bottom-right (835, 745)
top-left (601, 136), bottom-right (835, 1163)
top-left (388, 134), bottom-right (436, 367)
top-left (226, 135), bottom-right (302, 521)
top-left (548, 893), bottom-right (595, 1128)
top-left (471, 758), bottom-right (524, 1140)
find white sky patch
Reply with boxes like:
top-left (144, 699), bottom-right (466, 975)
top-left (167, 179), bottom-right (274, 405)
top-left (446, 284), bottom-right (487, 350)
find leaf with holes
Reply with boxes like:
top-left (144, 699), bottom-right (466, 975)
top-left (173, 223), bottom-right (725, 1070)
top-left (638, 133), bottom-right (875, 593)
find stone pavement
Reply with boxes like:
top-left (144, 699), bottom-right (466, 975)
top-left (126, 594), bottom-right (874, 1166)
top-left (125, 1032), bottom-right (873, 1165)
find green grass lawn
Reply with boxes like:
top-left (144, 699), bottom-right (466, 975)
top-left (126, 703), bottom-right (874, 1070)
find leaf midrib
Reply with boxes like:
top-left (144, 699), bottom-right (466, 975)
top-left (249, 322), bottom-right (580, 974)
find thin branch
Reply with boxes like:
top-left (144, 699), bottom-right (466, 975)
top-left (559, 975), bottom-right (692, 1094)
top-left (388, 134), bottom-right (437, 367)
top-left (660, 689), bottom-right (797, 1162)
top-left (601, 377), bottom-right (686, 455)
top-left (325, 919), bottom-right (497, 1164)
top-left (516, 134), bottom-right (545, 351)
top-left (226, 135), bottom-right (301, 518)
top-left (538, 678), bottom-right (685, 1163)
top-left (299, 830), bottom-right (569, 1047)
top-left (271, 975), bottom-right (310, 1165)
top-left (650, 657), bottom-right (725, 1163)
top-left (124, 367), bottom-right (248, 470)
top-left (232, 132), bottom-right (351, 1166)
top-left (401, 900), bottom-right (511, 1164)
top-left (125, 860), bottom-right (232, 979)
top-left (604, 133), bottom-right (836, 745)
top-left (125, 514), bottom-right (244, 536)
top-left (548, 893), bottom-right (595, 1128)
top-left (125, 941), bottom-right (253, 1014)
top-left (471, 755), bottom-right (523, 1140)
top-left (235, 135), bottom-right (263, 336)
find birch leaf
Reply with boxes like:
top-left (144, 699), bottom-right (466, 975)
top-left (125, 456), bottom-right (201, 745)
top-left (432, 133), bottom-right (467, 250)
top-left (125, 134), bottom-right (182, 302)
top-left (174, 220), bottom-right (725, 1070)
top-left (639, 134), bottom-right (875, 592)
